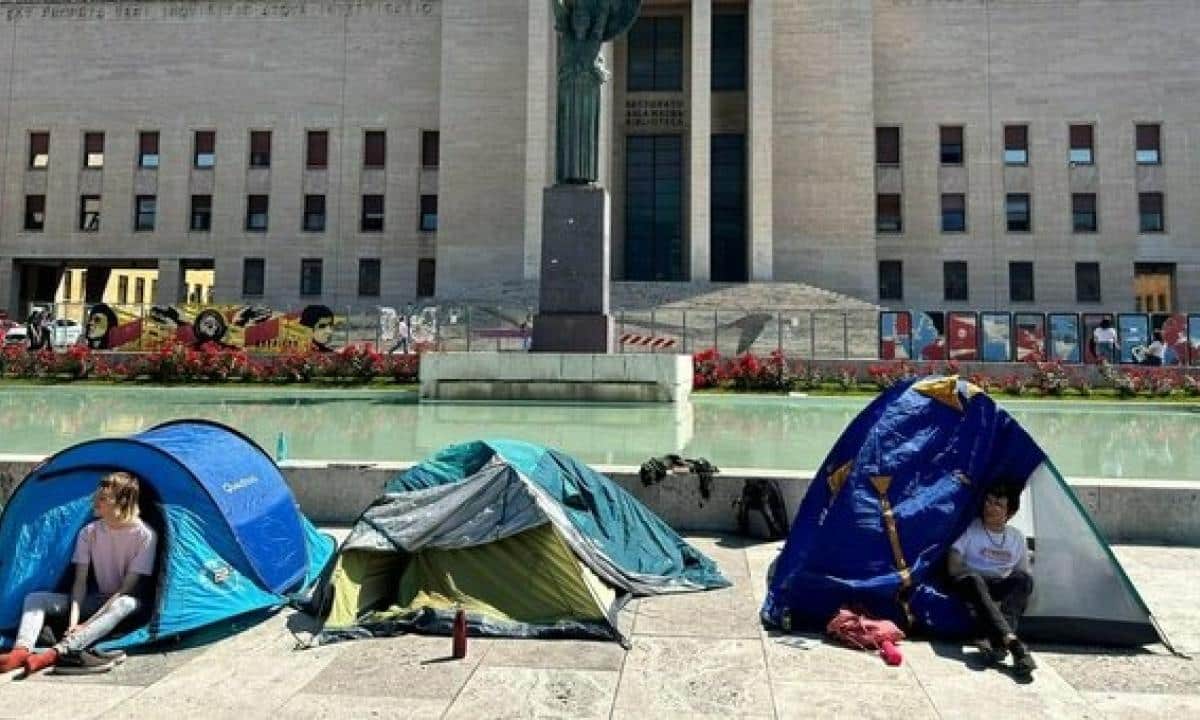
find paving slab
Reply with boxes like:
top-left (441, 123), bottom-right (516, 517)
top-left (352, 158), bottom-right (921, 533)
top-left (612, 636), bottom-right (774, 717)
top-left (916, 661), bottom-right (1096, 719)
top-left (277, 692), bottom-right (448, 720)
top-left (0, 680), bottom-right (142, 719)
top-left (300, 634), bottom-right (487, 701)
top-left (19, 645), bottom-right (206, 688)
top-left (764, 631), bottom-right (921, 686)
top-left (1080, 690), bottom-right (1200, 718)
top-left (481, 638), bottom-right (626, 672)
top-left (633, 583), bottom-right (762, 639)
top-left (685, 534), bottom-right (754, 578)
top-left (773, 679), bottom-right (939, 719)
top-left (445, 667), bottom-right (619, 719)
top-left (97, 614), bottom-right (344, 718)
top-left (1036, 647), bottom-right (1200, 694)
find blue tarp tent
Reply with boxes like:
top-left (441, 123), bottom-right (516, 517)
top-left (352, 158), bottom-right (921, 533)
top-left (0, 420), bottom-right (334, 651)
top-left (763, 376), bottom-right (1169, 647)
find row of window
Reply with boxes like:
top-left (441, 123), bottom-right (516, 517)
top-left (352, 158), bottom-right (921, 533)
top-left (238, 257), bottom-right (436, 299)
top-left (23, 193), bottom-right (439, 234)
top-left (877, 192), bottom-right (1166, 234)
top-left (878, 260), bottom-right (1104, 304)
top-left (876, 123), bottom-right (1163, 167)
top-left (26, 129), bottom-right (440, 171)
top-left (627, 13), bottom-right (748, 93)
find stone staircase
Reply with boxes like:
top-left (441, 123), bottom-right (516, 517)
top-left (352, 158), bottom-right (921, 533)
top-left (440, 280), bottom-right (880, 312)
top-left (439, 281), bottom-right (882, 358)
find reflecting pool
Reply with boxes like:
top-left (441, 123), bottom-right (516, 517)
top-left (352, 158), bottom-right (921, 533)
top-left (0, 386), bottom-right (1194, 479)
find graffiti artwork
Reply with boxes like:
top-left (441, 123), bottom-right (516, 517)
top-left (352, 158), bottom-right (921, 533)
top-left (1191, 315), bottom-right (1200, 367)
top-left (947, 312), bottom-right (979, 361)
top-left (1152, 314), bottom-right (1189, 366)
top-left (1118, 314), bottom-right (1150, 364)
top-left (86, 303), bottom-right (340, 352)
top-left (1013, 313), bottom-right (1045, 362)
top-left (980, 313), bottom-right (1011, 362)
top-left (912, 312), bottom-right (946, 361)
top-left (1048, 314), bottom-right (1081, 363)
top-left (878, 312), bottom-right (912, 360)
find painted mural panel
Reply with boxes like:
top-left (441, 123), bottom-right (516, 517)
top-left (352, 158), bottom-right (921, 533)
top-left (947, 312), bottom-right (978, 361)
top-left (1048, 314), bottom-right (1081, 364)
top-left (1117, 314), bottom-right (1149, 365)
top-left (1013, 313), bottom-right (1046, 362)
top-left (879, 311), bottom-right (912, 360)
top-left (980, 313), bottom-right (1011, 362)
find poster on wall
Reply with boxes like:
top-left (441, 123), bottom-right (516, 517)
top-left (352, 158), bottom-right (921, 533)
top-left (1152, 313), bottom-right (1189, 366)
top-left (912, 311), bottom-right (946, 361)
top-left (1190, 314), bottom-right (1200, 366)
top-left (1048, 313), bottom-right (1082, 363)
top-left (1082, 313), bottom-right (1117, 364)
top-left (1013, 313), bottom-right (1046, 362)
top-left (879, 311), bottom-right (912, 360)
top-left (980, 313), bottom-right (1012, 362)
top-left (947, 312), bottom-right (979, 361)
top-left (1117, 314), bottom-right (1150, 364)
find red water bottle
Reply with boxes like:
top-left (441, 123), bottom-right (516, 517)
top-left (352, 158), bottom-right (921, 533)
top-left (452, 609), bottom-right (468, 659)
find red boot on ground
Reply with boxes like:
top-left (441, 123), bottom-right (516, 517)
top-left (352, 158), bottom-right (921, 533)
top-left (0, 647), bottom-right (31, 673)
top-left (22, 649), bottom-right (58, 674)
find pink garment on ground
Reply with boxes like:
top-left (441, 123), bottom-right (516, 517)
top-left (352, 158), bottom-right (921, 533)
top-left (826, 608), bottom-right (905, 651)
top-left (72, 519), bottom-right (157, 595)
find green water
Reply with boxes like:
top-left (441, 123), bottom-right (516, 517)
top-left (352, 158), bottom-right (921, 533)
top-left (0, 386), bottom-right (1195, 479)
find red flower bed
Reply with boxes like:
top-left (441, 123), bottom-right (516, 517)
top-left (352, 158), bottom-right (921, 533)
top-left (697, 351), bottom-right (1200, 399)
top-left (0, 343), bottom-right (422, 384)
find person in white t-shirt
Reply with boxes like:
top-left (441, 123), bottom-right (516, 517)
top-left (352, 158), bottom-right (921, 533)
top-left (1092, 317), bottom-right (1118, 364)
top-left (1141, 331), bottom-right (1166, 367)
top-left (947, 484), bottom-right (1037, 677)
top-left (389, 315), bottom-right (411, 354)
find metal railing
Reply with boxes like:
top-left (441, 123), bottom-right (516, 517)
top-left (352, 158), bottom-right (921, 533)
top-left (15, 301), bottom-right (1194, 366)
top-left (1, 302), bottom-right (882, 359)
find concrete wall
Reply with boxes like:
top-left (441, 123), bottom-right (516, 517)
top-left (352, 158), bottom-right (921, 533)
top-left (2, 455), bottom-right (1196, 545)
top-left (434, 0), bottom-right (536, 297)
top-left (771, 0), bottom-right (877, 299)
top-left (873, 0), bottom-right (1200, 311)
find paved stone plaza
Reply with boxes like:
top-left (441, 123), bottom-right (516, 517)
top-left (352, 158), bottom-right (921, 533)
top-left (1, 536), bottom-right (1196, 719)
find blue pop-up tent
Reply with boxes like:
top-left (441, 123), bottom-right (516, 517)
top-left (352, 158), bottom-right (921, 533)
top-left (762, 376), bottom-right (1170, 647)
top-left (0, 420), bottom-right (334, 651)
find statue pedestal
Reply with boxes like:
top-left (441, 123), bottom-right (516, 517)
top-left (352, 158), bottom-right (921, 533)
top-left (532, 184), bottom-right (613, 353)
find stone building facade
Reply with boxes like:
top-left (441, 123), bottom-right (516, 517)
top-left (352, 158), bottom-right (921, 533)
top-left (0, 0), bottom-right (1197, 314)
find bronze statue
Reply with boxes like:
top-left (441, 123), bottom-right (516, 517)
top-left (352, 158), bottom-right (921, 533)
top-left (553, 0), bottom-right (642, 185)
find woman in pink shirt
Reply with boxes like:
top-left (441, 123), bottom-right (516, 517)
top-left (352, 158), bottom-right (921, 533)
top-left (0, 472), bottom-right (157, 676)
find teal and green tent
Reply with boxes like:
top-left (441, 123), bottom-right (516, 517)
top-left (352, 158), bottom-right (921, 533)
top-left (310, 440), bottom-right (728, 644)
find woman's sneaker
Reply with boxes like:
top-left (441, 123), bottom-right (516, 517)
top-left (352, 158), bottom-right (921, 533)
top-left (52, 650), bottom-right (115, 675)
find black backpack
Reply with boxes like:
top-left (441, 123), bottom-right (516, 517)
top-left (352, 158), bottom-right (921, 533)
top-left (734, 478), bottom-right (790, 540)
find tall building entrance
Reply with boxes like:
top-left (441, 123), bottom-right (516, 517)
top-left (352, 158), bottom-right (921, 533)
top-left (710, 133), bottom-right (747, 282)
top-left (624, 135), bottom-right (684, 281)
